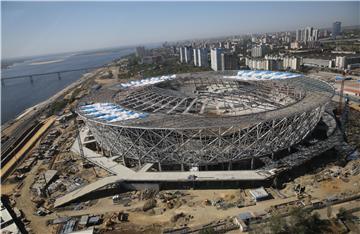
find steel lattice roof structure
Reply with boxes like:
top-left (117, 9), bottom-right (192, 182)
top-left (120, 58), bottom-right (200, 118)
top-left (77, 70), bottom-right (334, 167)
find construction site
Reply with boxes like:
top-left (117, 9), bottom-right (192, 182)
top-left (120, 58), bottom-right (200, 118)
top-left (1, 68), bottom-right (360, 234)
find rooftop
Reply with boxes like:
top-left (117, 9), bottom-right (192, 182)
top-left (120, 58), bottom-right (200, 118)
top-left (77, 70), bottom-right (334, 129)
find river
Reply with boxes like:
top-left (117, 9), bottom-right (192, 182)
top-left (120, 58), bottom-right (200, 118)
top-left (1, 48), bottom-right (135, 124)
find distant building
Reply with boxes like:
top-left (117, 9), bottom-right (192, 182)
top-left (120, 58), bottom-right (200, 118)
top-left (184, 46), bottom-right (193, 63)
top-left (290, 41), bottom-right (301, 49)
top-left (312, 29), bottom-right (319, 41)
top-left (335, 56), bottom-right (347, 69)
top-left (197, 48), bottom-right (209, 67)
top-left (171, 46), bottom-right (177, 54)
top-left (179, 47), bottom-right (185, 63)
top-left (246, 57), bottom-right (267, 70)
top-left (136, 46), bottom-right (146, 58)
top-left (296, 29), bottom-right (302, 41)
top-left (221, 52), bottom-right (238, 71)
top-left (251, 45), bottom-right (267, 58)
top-left (332, 21), bottom-right (341, 39)
top-left (225, 41), bottom-right (231, 49)
top-left (246, 56), bottom-right (300, 71)
top-left (142, 55), bottom-right (163, 65)
top-left (265, 59), bottom-right (282, 71)
top-left (305, 27), bottom-right (312, 42)
top-left (296, 26), bottom-right (319, 43)
top-left (193, 48), bottom-right (199, 66)
top-left (335, 55), bottom-right (360, 70)
top-left (302, 58), bottom-right (331, 68)
top-left (179, 46), bottom-right (193, 64)
top-left (211, 48), bottom-right (223, 71)
top-left (284, 57), bottom-right (300, 70)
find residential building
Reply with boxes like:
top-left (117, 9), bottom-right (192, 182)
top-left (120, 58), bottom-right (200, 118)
top-left (184, 46), bottom-right (193, 63)
top-left (335, 56), bottom-right (347, 69)
top-left (197, 48), bottom-right (209, 67)
top-left (247, 56), bottom-right (300, 71)
top-left (211, 48), bottom-right (223, 71)
top-left (296, 29), bottom-right (302, 41)
top-left (332, 21), bottom-right (341, 39)
top-left (302, 58), bottom-right (330, 68)
top-left (136, 46), bottom-right (147, 58)
top-left (312, 29), bottom-right (319, 41)
top-left (221, 52), bottom-right (238, 71)
top-left (193, 48), bottom-right (199, 66)
top-left (335, 55), bottom-right (360, 70)
top-left (265, 59), bottom-right (283, 71)
top-left (179, 46), bottom-right (193, 63)
top-left (179, 47), bottom-right (185, 63)
top-left (296, 26), bottom-right (319, 43)
top-left (251, 45), bottom-right (267, 58)
top-left (246, 57), bottom-right (267, 70)
top-left (290, 41), bottom-right (301, 49)
top-left (283, 57), bottom-right (300, 70)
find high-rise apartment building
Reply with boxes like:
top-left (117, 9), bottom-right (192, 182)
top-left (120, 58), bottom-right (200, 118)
top-left (221, 52), bottom-right (238, 71)
top-left (251, 45), bottom-right (267, 58)
top-left (296, 29), bottom-right (302, 41)
top-left (296, 27), bottom-right (319, 42)
top-left (197, 48), bottom-right (209, 67)
top-left (136, 46), bottom-right (147, 58)
top-left (179, 47), bottom-right (185, 63)
top-left (193, 48), bottom-right (199, 66)
top-left (332, 21), bottom-right (341, 39)
top-left (283, 57), bottom-right (300, 70)
top-left (211, 48), bottom-right (223, 71)
top-left (184, 46), bottom-right (193, 63)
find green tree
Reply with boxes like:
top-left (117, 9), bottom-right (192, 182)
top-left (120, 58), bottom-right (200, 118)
top-left (288, 208), bottom-right (327, 234)
top-left (269, 213), bottom-right (288, 234)
top-left (337, 207), bottom-right (353, 221)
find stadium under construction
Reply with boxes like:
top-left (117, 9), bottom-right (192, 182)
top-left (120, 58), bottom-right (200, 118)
top-left (55, 70), bottom-right (349, 207)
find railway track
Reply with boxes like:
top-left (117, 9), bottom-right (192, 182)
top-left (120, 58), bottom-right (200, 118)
top-left (1, 120), bottom-right (43, 167)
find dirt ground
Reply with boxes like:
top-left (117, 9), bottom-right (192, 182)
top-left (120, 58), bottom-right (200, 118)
top-left (3, 68), bottom-right (360, 233)
top-left (4, 124), bottom-right (360, 234)
top-left (50, 166), bottom-right (359, 231)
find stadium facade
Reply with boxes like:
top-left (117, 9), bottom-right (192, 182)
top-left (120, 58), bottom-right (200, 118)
top-left (77, 70), bottom-right (334, 170)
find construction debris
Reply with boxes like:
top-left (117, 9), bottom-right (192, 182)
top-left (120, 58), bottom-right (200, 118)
top-left (143, 199), bottom-right (157, 212)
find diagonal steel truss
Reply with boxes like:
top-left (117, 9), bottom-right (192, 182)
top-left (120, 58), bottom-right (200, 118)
top-left (83, 105), bottom-right (325, 167)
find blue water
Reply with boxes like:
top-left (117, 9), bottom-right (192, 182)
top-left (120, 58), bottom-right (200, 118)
top-left (1, 48), bottom-right (134, 124)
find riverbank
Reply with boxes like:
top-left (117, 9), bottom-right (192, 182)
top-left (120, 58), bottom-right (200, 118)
top-left (2, 48), bottom-right (135, 123)
top-left (1, 66), bottom-right (106, 144)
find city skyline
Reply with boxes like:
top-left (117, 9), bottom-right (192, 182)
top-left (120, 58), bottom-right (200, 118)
top-left (2, 1), bottom-right (359, 59)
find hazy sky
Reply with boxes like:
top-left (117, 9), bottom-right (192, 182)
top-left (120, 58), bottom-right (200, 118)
top-left (2, 1), bottom-right (359, 59)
